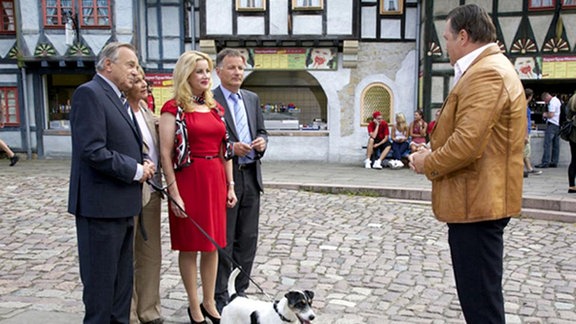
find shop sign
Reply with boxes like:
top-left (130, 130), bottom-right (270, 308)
top-left (541, 56), bottom-right (576, 79)
top-left (146, 73), bottom-right (173, 115)
top-left (241, 47), bottom-right (337, 70)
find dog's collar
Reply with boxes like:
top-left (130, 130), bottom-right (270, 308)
top-left (273, 300), bottom-right (293, 322)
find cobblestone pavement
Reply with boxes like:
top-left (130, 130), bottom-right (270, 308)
top-left (0, 160), bottom-right (575, 323)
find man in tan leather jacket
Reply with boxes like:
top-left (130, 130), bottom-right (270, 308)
top-left (410, 4), bottom-right (526, 323)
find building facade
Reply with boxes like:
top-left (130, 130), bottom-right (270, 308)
top-left (1, 0), bottom-right (574, 163)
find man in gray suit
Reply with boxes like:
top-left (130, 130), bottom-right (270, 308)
top-left (68, 42), bottom-right (155, 324)
top-left (213, 48), bottom-right (268, 312)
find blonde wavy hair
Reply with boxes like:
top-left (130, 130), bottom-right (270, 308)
top-left (172, 50), bottom-right (216, 111)
top-left (395, 112), bottom-right (408, 132)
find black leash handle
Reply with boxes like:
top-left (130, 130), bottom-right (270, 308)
top-left (147, 179), bottom-right (272, 302)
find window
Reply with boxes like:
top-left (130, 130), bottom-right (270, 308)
top-left (292, 0), bottom-right (324, 10)
top-left (43, 0), bottom-right (111, 28)
top-left (563, 0), bottom-right (576, 7)
top-left (0, 1), bottom-right (15, 33)
top-left (380, 0), bottom-right (404, 15)
top-left (361, 83), bottom-right (392, 126)
top-left (79, 0), bottom-right (110, 27)
top-left (236, 0), bottom-right (266, 11)
top-left (529, 0), bottom-right (556, 9)
top-left (1, 87), bottom-right (19, 126)
top-left (44, 0), bottom-right (73, 26)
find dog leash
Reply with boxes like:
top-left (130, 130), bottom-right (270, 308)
top-left (147, 179), bottom-right (273, 302)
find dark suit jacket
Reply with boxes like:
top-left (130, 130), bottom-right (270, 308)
top-left (213, 86), bottom-right (268, 191)
top-left (68, 74), bottom-right (143, 218)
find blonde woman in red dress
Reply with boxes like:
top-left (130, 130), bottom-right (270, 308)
top-left (159, 51), bottom-right (236, 324)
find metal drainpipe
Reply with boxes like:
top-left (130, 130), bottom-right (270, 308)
top-left (13, 0), bottom-right (32, 159)
top-left (21, 67), bottom-right (32, 159)
top-left (414, 1), bottom-right (422, 116)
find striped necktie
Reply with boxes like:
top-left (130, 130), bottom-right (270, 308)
top-left (121, 94), bottom-right (141, 140)
top-left (230, 93), bottom-right (254, 163)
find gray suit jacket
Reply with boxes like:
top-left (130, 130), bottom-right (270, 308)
top-left (213, 86), bottom-right (268, 191)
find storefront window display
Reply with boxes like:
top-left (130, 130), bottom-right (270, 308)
top-left (47, 74), bottom-right (91, 130)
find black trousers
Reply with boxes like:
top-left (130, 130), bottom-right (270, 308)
top-left (215, 163), bottom-right (261, 303)
top-left (76, 216), bottom-right (134, 324)
top-left (569, 141), bottom-right (576, 187)
top-left (448, 217), bottom-right (510, 324)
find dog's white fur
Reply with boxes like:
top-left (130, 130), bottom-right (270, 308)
top-left (221, 268), bottom-right (316, 324)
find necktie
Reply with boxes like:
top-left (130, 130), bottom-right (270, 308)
top-left (230, 93), bottom-right (253, 163)
top-left (121, 94), bottom-right (142, 140)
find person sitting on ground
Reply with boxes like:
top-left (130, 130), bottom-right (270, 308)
top-left (0, 97), bottom-right (19, 166)
top-left (427, 109), bottom-right (440, 136)
top-left (409, 109), bottom-right (428, 153)
top-left (390, 112), bottom-right (409, 166)
top-left (364, 111), bottom-right (391, 169)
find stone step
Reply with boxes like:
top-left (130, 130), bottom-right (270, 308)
top-left (265, 183), bottom-right (576, 223)
top-left (520, 208), bottom-right (576, 223)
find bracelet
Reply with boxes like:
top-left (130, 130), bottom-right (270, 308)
top-left (228, 181), bottom-right (235, 186)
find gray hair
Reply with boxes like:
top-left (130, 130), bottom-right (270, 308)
top-left (216, 48), bottom-right (245, 68)
top-left (95, 42), bottom-right (136, 72)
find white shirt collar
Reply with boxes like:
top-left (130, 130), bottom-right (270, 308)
top-left (97, 72), bottom-right (123, 99)
top-left (453, 43), bottom-right (494, 86)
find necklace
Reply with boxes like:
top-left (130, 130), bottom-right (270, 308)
top-left (192, 95), bottom-right (205, 105)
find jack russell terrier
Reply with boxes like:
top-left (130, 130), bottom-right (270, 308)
top-left (221, 268), bottom-right (316, 324)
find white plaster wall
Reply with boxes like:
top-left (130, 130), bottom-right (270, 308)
top-left (147, 7), bottom-right (159, 37)
top-left (269, 0), bottom-right (288, 35)
top-left (0, 39), bottom-right (16, 57)
top-left (292, 16), bottom-right (323, 35)
top-left (308, 58), bottom-right (351, 163)
top-left (206, 0), bottom-right (232, 35)
top-left (261, 136), bottom-right (329, 162)
top-left (162, 7), bottom-right (181, 37)
top-left (43, 136), bottom-right (72, 157)
top-left (0, 131), bottom-right (22, 150)
top-left (0, 73), bottom-right (17, 83)
top-left (115, 1), bottom-right (134, 35)
top-left (20, 0), bottom-right (39, 33)
top-left (380, 19), bottom-right (401, 39)
top-left (361, 6), bottom-right (377, 39)
top-left (327, 0), bottom-right (353, 35)
top-left (82, 35), bottom-right (110, 56)
top-left (498, 0), bottom-right (523, 12)
top-left (238, 17), bottom-right (265, 35)
top-left (405, 7), bottom-right (418, 39)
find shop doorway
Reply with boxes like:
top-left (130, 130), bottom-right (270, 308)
top-left (243, 71), bottom-right (327, 130)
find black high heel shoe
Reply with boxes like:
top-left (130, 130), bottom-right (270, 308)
top-left (187, 306), bottom-right (207, 324)
top-left (200, 303), bottom-right (221, 324)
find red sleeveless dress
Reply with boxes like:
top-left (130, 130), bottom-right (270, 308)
top-left (161, 99), bottom-right (227, 252)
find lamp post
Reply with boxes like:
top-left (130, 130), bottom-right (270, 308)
top-left (62, 9), bottom-right (79, 46)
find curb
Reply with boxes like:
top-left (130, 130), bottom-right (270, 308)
top-left (264, 182), bottom-right (576, 223)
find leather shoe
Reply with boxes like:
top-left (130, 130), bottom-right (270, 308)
top-left (568, 189), bottom-right (576, 193)
top-left (9, 155), bottom-right (19, 166)
top-left (549, 163), bottom-right (558, 168)
top-left (534, 164), bottom-right (549, 168)
top-left (523, 171), bottom-right (528, 178)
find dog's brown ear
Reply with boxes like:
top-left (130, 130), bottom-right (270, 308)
top-left (305, 290), bottom-right (314, 301)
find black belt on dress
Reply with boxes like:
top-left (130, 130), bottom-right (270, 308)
top-left (191, 155), bottom-right (219, 160)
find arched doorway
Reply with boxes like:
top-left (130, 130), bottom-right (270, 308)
top-left (242, 71), bottom-right (328, 130)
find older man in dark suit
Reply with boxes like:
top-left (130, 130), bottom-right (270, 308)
top-left (213, 48), bottom-right (268, 312)
top-left (68, 42), bottom-right (156, 324)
